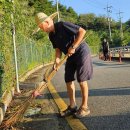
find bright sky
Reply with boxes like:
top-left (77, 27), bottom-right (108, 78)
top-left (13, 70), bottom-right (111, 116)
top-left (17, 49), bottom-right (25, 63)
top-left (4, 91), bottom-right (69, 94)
top-left (57, 0), bottom-right (130, 23)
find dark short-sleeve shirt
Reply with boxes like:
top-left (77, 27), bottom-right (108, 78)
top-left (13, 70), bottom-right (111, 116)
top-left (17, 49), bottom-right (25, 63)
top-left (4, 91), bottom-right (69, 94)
top-left (102, 41), bottom-right (108, 51)
top-left (49, 22), bottom-right (93, 82)
top-left (49, 21), bottom-right (89, 55)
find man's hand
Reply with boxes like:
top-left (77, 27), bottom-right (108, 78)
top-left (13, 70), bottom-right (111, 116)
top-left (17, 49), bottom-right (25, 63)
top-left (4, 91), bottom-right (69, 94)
top-left (53, 63), bottom-right (58, 71)
top-left (53, 60), bottom-right (60, 71)
top-left (32, 90), bottom-right (41, 98)
top-left (68, 46), bottom-right (76, 57)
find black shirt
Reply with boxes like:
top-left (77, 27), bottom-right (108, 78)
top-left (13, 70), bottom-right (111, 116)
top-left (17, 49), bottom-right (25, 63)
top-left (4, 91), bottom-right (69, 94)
top-left (102, 41), bottom-right (108, 52)
top-left (49, 21), bottom-right (89, 55)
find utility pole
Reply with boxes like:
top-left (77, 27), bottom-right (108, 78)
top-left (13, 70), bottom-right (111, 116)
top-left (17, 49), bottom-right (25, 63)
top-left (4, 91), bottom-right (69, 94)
top-left (104, 4), bottom-right (112, 41)
top-left (10, 0), bottom-right (20, 93)
top-left (117, 10), bottom-right (124, 39)
top-left (56, 0), bottom-right (60, 21)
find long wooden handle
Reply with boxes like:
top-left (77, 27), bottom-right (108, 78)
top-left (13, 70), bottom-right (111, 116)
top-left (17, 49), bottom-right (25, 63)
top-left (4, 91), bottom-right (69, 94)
top-left (46, 54), bottom-right (68, 81)
top-left (34, 55), bottom-right (68, 92)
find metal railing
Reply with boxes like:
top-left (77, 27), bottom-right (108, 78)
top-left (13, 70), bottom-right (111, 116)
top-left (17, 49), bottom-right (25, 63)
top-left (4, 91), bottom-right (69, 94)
top-left (0, 33), bottom-right (55, 97)
top-left (109, 46), bottom-right (130, 58)
top-left (17, 41), bottom-right (54, 75)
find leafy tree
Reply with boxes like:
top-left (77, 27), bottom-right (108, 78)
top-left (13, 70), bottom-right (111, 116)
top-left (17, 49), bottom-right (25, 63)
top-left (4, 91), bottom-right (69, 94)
top-left (122, 32), bottom-right (130, 46)
top-left (124, 19), bottom-right (130, 33)
top-left (78, 13), bottom-right (96, 29)
top-left (94, 16), bottom-right (108, 31)
top-left (59, 4), bottom-right (78, 23)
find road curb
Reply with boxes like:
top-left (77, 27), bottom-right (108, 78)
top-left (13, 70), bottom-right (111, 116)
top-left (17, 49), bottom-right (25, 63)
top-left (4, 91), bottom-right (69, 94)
top-left (19, 62), bottom-right (53, 82)
top-left (0, 87), bottom-right (15, 124)
top-left (0, 62), bottom-right (53, 125)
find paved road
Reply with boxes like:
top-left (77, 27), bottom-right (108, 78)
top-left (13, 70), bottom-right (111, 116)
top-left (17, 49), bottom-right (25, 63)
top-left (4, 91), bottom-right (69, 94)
top-left (52, 57), bottom-right (130, 130)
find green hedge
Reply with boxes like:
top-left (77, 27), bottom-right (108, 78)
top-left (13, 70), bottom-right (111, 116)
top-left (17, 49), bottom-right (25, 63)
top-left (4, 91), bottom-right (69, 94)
top-left (0, 0), bottom-right (54, 97)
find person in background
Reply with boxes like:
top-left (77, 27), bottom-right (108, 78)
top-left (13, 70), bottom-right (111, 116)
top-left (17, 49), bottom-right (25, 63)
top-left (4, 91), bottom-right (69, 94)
top-left (102, 38), bottom-right (109, 61)
top-left (32, 12), bottom-right (93, 118)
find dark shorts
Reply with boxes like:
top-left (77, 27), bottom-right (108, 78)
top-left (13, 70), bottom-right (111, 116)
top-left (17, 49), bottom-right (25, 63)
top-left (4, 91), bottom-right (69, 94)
top-left (65, 43), bottom-right (93, 83)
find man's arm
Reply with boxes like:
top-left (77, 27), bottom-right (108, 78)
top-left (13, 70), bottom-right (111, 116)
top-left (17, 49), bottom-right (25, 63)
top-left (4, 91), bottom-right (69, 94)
top-left (55, 48), bottom-right (62, 63)
top-left (72, 27), bottom-right (86, 49)
top-left (54, 48), bottom-right (62, 70)
top-left (68, 27), bottom-right (86, 56)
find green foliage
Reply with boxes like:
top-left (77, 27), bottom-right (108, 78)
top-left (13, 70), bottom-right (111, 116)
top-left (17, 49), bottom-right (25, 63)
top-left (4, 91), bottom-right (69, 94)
top-left (78, 13), bottom-right (96, 29)
top-left (0, 0), bottom-right (15, 95)
top-left (84, 30), bottom-right (100, 54)
top-left (0, 0), bottom-right (55, 96)
top-left (77, 12), bottom-right (130, 47)
top-left (111, 30), bottom-right (122, 47)
top-left (85, 30), bottom-right (101, 46)
top-left (94, 16), bottom-right (108, 31)
top-left (32, 0), bottom-right (55, 14)
top-left (122, 32), bottom-right (130, 46)
top-left (59, 4), bottom-right (78, 23)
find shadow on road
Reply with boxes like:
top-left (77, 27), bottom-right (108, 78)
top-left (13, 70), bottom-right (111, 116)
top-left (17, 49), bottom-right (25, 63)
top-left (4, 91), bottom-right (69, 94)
top-left (82, 113), bottom-right (130, 130)
top-left (44, 86), bottom-right (130, 99)
top-left (93, 61), bottom-right (128, 67)
top-left (17, 111), bottom-right (130, 130)
top-left (107, 65), bottom-right (130, 68)
top-left (89, 86), bottom-right (130, 96)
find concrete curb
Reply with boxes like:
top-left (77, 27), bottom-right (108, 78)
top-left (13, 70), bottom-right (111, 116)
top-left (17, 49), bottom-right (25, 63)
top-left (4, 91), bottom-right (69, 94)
top-left (19, 62), bottom-right (53, 82)
top-left (0, 87), bottom-right (15, 124)
top-left (0, 62), bottom-right (53, 125)
top-left (19, 64), bottom-right (44, 83)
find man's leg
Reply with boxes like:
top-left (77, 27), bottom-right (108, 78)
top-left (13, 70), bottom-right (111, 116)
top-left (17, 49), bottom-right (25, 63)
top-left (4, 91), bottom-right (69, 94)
top-left (60, 81), bottom-right (77, 117)
top-left (66, 81), bottom-right (76, 108)
top-left (79, 81), bottom-right (88, 108)
top-left (74, 81), bottom-right (90, 118)
top-left (103, 51), bottom-right (105, 60)
top-left (74, 53), bottom-right (92, 118)
top-left (106, 51), bottom-right (109, 60)
top-left (60, 58), bottom-right (78, 117)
